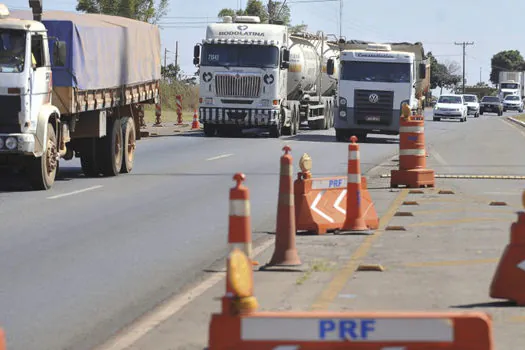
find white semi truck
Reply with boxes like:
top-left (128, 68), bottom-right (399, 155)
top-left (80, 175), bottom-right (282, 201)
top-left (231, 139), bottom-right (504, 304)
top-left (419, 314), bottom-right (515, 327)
top-left (193, 15), bottom-right (339, 138)
top-left (327, 41), bottom-right (429, 142)
top-left (0, 1), bottom-right (161, 190)
top-left (498, 71), bottom-right (524, 100)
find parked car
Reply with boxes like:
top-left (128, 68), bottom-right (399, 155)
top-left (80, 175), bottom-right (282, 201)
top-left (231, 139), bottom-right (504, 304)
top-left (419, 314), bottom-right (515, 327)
top-left (462, 94), bottom-right (480, 117)
top-left (502, 95), bottom-right (524, 113)
top-left (433, 94), bottom-right (468, 122)
top-left (479, 96), bottom-right (503, 116)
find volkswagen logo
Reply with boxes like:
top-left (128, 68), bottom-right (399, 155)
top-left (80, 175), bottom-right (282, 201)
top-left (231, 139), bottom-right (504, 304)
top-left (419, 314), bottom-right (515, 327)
top-left (369, 93), bottom-right (379, 103)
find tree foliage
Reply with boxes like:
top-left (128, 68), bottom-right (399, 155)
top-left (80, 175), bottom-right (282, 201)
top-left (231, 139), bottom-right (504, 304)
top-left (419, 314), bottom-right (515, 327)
top-left (218, 0), bottom-right (291, 25)
top-left (427, 52), bottom-right (461, 93)
top-left (490, 50), bottom-right (524, 85)
top-left (76, 0), bottom-right (169, 23)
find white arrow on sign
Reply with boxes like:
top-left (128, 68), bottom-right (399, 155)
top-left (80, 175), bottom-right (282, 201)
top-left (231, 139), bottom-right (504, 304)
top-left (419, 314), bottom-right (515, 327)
top-left (334, 189), bottom-right (347, 215)
top-left (518, 260), bottom-right (525, 271)
top-left (311, 190), bottom-right (335, 223)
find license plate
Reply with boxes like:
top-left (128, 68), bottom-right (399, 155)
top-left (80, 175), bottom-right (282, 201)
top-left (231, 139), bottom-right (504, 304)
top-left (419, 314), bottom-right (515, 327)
top-left (365, 116), bottom-right (381, 122)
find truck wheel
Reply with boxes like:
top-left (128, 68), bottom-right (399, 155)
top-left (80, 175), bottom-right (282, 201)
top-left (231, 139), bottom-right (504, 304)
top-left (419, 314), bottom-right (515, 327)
top-left (292, 108), bottom-right (300, 135)
top-left (203, 123), bottom-right (216, 137)
top-left (335, 129), bottom-right (347, 142)
top-left (80, 139), bottom-right (101, 177)
top-left (121, 117), bottom-right (136, 174)
top-left (100, 118), bottom-right (123, 177)
top-left (269, 113), bottom-right (283, 138)
top-left (29, 123), bottom-right (58, 190)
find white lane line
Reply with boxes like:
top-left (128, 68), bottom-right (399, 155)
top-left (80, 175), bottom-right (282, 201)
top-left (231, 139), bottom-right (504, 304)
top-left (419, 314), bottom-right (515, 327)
top-left (47, 185), bottom-right (103, 199)
top-left (95, 238), bottom-right (275, 350)
top-left (206, 153), bottom-right (233, 161)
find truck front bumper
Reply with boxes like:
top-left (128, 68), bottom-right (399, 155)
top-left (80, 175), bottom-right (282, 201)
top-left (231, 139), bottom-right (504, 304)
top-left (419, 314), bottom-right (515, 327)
top-left (0, 134), bottom-right (36, 155)
top-left (334, 106), bottom-right (401, 135)
top-left (199, 107), bottom-right (280, 127)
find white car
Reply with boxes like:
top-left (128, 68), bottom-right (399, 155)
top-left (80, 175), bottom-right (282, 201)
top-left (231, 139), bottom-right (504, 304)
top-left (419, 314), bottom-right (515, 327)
top-left (502, 95), bottom-right (524, 113)
top-left (433, 94), bottom-right (468, 122)
top-left (462, 94), bottom-right (480, 118)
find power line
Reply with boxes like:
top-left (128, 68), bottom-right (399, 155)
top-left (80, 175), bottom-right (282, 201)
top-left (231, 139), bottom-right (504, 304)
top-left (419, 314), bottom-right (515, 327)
top-left (455, 41), bottom-right (474, 93)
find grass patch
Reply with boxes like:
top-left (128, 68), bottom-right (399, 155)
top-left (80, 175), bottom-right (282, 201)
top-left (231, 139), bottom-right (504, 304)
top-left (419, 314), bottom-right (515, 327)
top-left (511, 114), bottom-right (525, 122)
top-left (296, 259), bottom-right (335, 285)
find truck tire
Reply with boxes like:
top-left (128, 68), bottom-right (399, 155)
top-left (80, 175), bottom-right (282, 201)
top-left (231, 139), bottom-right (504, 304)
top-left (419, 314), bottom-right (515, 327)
top-left (29, 123), bottom-right (58, 190)
top-left (292, 107), bottom-right (299, 135)
top-left (121, 117), bottom-right (136, 174)
top-left (203, 123), bottom-right (216, 137)
top-left (100, 118), bottom-right (123, 177)
top-left (80, 138), bottom-right (101, 177)
top-left (269, 112), bottom-right (283, 138)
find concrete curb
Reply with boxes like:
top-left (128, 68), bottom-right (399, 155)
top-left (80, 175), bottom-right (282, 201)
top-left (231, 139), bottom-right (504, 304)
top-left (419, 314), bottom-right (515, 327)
top-left (507, 116), bottom-right (525, 128)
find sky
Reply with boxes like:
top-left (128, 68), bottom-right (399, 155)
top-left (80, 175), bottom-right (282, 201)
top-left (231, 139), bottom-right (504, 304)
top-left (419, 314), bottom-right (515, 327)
top-left (3, 0), bottom-right (523, 94)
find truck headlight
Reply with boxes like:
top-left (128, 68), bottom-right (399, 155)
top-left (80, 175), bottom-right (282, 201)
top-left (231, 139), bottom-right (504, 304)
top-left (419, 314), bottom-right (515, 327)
top-left (339, 97), bottom-right (347, 105)
top-left (260, 99), bottom-right (270, 107)
top-left (340, 110), bottom-right (347, 117)
top-left (204, 97), bottom-right (213, 105)
top-left (0, 137), bottom-right (4, 149)
top-left (5, 136), bottom-right (17, 150)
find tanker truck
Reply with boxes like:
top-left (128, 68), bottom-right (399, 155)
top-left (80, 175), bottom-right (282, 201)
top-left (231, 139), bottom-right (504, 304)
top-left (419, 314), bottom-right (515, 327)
top-left (193, 15), bottom-right (339, 138)
top-left (326, 41), bottom-right (429, 142)
top-left (0, 1), bottom-right (161, 190)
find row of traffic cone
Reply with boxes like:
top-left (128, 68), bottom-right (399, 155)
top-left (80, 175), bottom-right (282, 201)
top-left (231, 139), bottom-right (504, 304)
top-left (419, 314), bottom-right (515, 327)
top-left (226, 138), bottom-right (373, 272)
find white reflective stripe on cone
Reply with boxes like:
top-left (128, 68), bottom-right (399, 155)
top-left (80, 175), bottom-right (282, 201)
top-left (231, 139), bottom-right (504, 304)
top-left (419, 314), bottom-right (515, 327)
top-left (347, 173), bottom-right (361, 184)
top-left (400, 149), bottom-right (426, 156)
top-left (348, 150), bottom-right (360, 160)
top-left (280, 163), bottom-right (293, 176)
top-left (229, 199), bottom-right (251, 216)
top-left (229, 242), bottom-right (252, 258)
top-left (400, 126), bottom-right (424, 133)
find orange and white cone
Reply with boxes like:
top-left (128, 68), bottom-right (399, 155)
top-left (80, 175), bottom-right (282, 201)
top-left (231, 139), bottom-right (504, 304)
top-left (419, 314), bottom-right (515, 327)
top-left (228, 173), bottom-right (258, 266)
top-left (341, 136), bottom-right (372, 235)
top-left (191, 109), bottom-right (200, 129)
top-left (264, 146), bottom-right (302, 268)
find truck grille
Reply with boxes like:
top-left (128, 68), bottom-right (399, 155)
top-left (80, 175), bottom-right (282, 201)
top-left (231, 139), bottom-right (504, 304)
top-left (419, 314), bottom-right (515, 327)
top-left (215, 74), bottom-right (261, 98)
top-left (0, 95), bottom-right (21, 133)
top-left (354, 90), bottom-right (394, 125)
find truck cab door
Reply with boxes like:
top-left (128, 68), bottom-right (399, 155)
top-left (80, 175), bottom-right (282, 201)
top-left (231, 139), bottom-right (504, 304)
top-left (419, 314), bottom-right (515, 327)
top-left (29, 32), bottom-right (51, 125)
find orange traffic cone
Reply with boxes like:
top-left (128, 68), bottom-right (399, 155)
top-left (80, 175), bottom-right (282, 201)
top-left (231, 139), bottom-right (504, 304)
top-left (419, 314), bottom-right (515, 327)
top-left (191, 109), bottom-right (200, 129)
top-left (340, 136), bottom-right (373, 235)
top-left (490, 193), bottom-right (525, 305)
top-left (262, 146), bottom-right (302, 269)
top-left (228, 173), bottom-right (258, 266)
top-left (0, 328), bottom-right (5, 350)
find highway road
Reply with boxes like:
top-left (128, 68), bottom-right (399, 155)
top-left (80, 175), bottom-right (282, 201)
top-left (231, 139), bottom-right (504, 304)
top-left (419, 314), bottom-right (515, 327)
top-left (0, 110), bottom-right (522, 350)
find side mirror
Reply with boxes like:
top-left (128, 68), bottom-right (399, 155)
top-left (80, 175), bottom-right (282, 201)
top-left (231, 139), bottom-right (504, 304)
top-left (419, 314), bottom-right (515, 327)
top-left (193, 44), bottom-right (200, 66)
top-left (281, 48), bottom-right (290, 69)
top-left (53, 40), bottom-right (66, 67)
top-left (327, 59), bottom-right (334, 76)
top-left (419, 63), bottom-right (426, 79)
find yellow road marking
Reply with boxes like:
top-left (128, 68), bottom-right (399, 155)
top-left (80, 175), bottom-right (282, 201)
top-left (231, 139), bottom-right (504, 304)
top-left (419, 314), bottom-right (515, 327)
top-left (403, 258), bottom-right (499, 268)
top-left (508, 316), bottom-right (525, 323)
top-left (310, 189), bottom-right (409, 311)
top-left (407, 217), bottom-right (510, 227)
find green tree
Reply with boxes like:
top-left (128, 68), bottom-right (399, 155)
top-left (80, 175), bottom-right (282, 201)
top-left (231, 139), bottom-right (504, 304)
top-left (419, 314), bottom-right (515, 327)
top-left (161, 63), bottom-right (180, 82)
top-left (76, 0), bottom-right (169, 23)
top-left (490, 50), bottom-right (524, 85)
top-left (217, 0), bottom-right (291, 25)
top-left (427, 52), bottom-right (461, 94)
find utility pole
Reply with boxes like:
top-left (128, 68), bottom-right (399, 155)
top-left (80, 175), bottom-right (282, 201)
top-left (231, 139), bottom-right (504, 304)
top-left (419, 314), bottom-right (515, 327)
top-left (163, 48), bottom-right (167, 80)
top-left (454, 41), bottom-right (474, 93)
top-left (175, 41), bottom-right (179, 80)
top-left (339, 0), bottom-right (343, 40)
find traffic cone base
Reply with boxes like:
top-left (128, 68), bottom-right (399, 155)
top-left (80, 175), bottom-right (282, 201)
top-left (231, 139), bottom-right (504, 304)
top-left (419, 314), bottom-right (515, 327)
top-left (391, 168), bottom-right (435, 188)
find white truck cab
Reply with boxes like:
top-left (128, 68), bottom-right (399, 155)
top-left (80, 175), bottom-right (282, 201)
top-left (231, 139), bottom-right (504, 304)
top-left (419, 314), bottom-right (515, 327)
top-left (0, 3), bottom-right (61, 187)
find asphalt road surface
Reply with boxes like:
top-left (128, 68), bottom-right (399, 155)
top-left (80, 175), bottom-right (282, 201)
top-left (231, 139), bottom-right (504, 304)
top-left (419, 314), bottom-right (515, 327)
top-left (0, 110), bottom-right (520, 350)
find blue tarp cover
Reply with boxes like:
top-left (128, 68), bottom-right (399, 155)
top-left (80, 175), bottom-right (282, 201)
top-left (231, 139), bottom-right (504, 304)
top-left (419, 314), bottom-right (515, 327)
top-left (10, 10), bottom-right (161, 90)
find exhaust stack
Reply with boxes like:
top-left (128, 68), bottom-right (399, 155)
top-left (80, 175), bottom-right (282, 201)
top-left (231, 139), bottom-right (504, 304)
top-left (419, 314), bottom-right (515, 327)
top-left (28, 0), bottom-right (42, 22)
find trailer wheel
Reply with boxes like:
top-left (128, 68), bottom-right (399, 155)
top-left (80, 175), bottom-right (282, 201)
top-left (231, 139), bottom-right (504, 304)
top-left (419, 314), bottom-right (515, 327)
top-left (100, 118), bottom-right (123, 177)
top-left (29, 122), bottom-right (58, 190)
top-left (80, 138), bottom-right (101, 177)
top-left (121, 117), bottom-right (136, 174)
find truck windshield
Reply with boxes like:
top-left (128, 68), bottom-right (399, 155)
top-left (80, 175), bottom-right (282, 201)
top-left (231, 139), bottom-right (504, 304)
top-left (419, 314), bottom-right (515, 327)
top-left (340, 61), bottom-right (411, 83)
top-left (438, 96), bottom-right (462, 104)
top-left (0, 29), bottom-right (26, 73)
top-left (501, 83), bottom-right (519, 89)
top-left (201, 44), bottom-right (279, 68)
